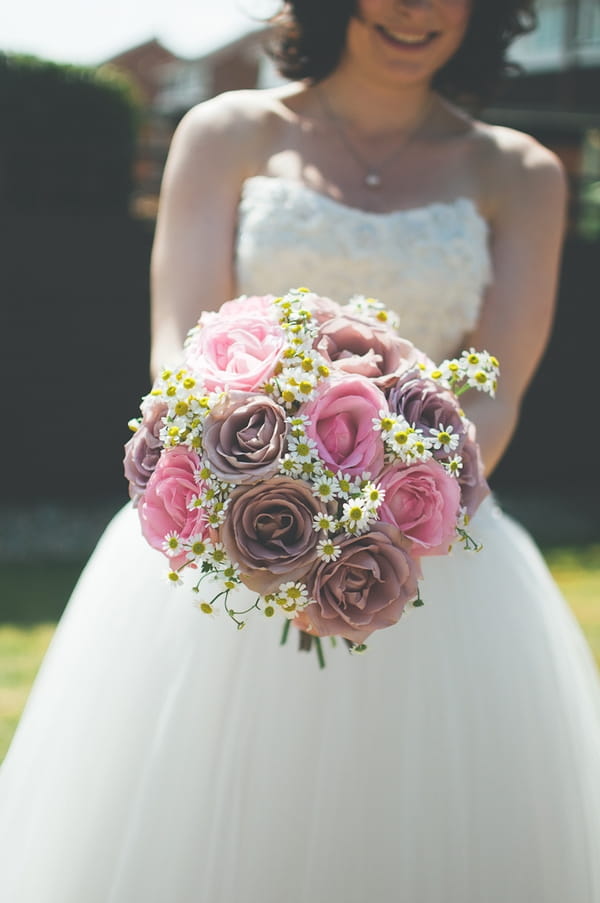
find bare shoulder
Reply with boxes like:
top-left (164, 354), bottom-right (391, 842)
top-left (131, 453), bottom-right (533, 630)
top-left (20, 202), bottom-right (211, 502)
top-left (468, 122), bottom-right (567, 221)
top-left (167, 88), bottom-right (295, 181)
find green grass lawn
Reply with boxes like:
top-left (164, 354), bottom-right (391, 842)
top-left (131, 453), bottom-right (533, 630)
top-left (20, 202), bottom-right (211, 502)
top-left (1, 550), bottom-right (599, 763)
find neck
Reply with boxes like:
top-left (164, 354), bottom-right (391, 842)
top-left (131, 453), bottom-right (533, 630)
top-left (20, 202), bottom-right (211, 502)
top-left (316, 62), bottom-right (436, 140)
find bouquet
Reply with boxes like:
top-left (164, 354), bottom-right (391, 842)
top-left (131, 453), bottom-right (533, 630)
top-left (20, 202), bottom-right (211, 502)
top-left (124, 288), bottom-right (498, 665)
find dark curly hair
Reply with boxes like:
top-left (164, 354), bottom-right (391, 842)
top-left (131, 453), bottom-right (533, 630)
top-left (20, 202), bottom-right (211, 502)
top-left (268, 0), bottom-right (537, 108)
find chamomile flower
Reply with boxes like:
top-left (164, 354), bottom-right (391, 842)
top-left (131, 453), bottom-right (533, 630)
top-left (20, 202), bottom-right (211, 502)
top-left (206, 507), bottom-right (228, 528)
top-left (341, 498), bottom-right (376, 534)
top-left (437, 358), bottom-right (463, 384)
top-left (429, 424), bottom-right (460, 453)
top-left (311, 475), bottom-right (338, 502)
top-left (387, 424), bottom-right (417, 459)
top-left (444, 455), bottom-right (464, 477)
top-left (373, 410), bottom-right (398, 436)
top-left (287, 434), bottom-right (318, 461)
top-left (165, 569), bottom-right (183, 588)
top-left (361, 482), bottom-right (386, 509)
top-left (407, 431), bottom-right (434, 461)
top-left (460, 348), bottom-right (484, 374)
top-left (279, 454), bottom-right (302, 477)
top-left (299, 458), bottom-right (324, 481)
top-left (316, 538), bottom-right (342, 562)
top-left (196, 600), bottom-right (216, 616)
top-left (312, 512), bottom-right (338, 533)
top-left (287, 414), bottom-right (311, 433)
top-left (277, 581), bottom-right (310, 608)
top-left (467, 369), bottom-right (495, 396)
top-left (208, 544), bottom-right (228, 567)
top-left (333, 471), bottom-right (354, 499)
top-left (162, 532), bottom-right (183, 557)
top-left (185, 535), bottom-right (209, 560)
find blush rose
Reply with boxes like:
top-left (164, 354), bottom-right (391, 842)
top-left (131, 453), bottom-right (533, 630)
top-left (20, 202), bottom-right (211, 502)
top-left (378, 460), bottom-right (460, 556)
top-left (139, 446), bottom-right (208, 568)
top-left (183, 312), bottom-right (286, 393)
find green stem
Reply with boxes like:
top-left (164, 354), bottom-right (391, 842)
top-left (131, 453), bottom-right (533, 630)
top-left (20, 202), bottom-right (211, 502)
top-left (314, 636), bottom-right (326, 669)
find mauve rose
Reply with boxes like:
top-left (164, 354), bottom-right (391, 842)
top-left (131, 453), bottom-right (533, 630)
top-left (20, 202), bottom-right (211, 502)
top-left (183, 312), bottom-right (286, 393)
top-left (388, 371), bottom-right (466, 457)
top-left (303, 294), bottom-right (344, 324)
top-left (202, 392), bottom-right (288, 484)
top-left (303, 523), bottom-right (419, 643)
top-left (301, 375), bottom-right (387, 477)
top-left (219, 477), bottom-right (326, 594)
top-left (458, 423), bottom-right (489, 517)
top-left (139, 446), bottom-right (208, 568)
top-left (315, 315), bottom-right (419, 388)
top-left (123, 401), bottom-right (167, 506)
top-left (378, 460), bottom-right (460, 556)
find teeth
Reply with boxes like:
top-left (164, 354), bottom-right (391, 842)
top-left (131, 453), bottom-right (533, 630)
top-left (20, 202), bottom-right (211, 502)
top-left (384, 28), bottom-right (430, 44)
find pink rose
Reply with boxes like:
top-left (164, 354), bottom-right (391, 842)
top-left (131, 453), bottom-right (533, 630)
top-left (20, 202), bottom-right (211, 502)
top-left (315, 315), bottom-right (419, 388)
top-left (206, 295), bottom-right (277, 323)
top-left (300, 375), bottom-right (387, 478)
top-left (139, 446), bottom-right (208, 568)
top-left (378, 460), bottom-right (460, 556)
top-left (183, 312), bottom-right (286, 392)
top-left (303, 523), bottom-right (419, 643)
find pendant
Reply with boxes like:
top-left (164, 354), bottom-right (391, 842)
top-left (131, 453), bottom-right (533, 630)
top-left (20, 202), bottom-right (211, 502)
top-left (365, 171), bottom-right (381, 189)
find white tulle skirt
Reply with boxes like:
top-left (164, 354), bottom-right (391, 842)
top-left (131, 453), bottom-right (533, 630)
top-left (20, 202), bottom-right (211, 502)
top-left (1, 497), bottom-right (599, 903)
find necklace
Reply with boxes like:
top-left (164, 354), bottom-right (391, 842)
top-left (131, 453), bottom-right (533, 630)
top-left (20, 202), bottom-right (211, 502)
top-left (318, 89), bottom-right (435, 190)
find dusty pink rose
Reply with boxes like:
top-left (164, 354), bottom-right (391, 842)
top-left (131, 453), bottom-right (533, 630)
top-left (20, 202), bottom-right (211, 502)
top-left (202, 391), bottom-right (287, 483)
top-left (123, 400), bottom-right (166, 506)
top-left (315, 315), bottom-right (419, 388)
top-left (378, 460), bottom-right (460, 556)
top-left (197, 295), bottom-right (277, 328)
top-left (458, 422), bottom-right (489, 517)
top-left (219, 477), bottom-right (326, 594)
top-left (303, 523), bottom-right (419, 643)
top-left (183, 312), bottom-right (286, 392)
top-left (303, 294), bottom-right (344, 324)
top-left (300, 375), bottom-right (387, 477)
top-left (139, 446), bottom-right (208, 568)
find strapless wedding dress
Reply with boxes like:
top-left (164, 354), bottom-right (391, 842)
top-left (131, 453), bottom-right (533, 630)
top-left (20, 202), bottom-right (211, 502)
top-left (1, 176), bottom-right (599, 903)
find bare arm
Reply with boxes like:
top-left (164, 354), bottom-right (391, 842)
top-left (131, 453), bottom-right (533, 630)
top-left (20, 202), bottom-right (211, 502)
top-left (149, 93), bottom-right (264, 378)
top-left (462, 133), bottom-right (567, 476)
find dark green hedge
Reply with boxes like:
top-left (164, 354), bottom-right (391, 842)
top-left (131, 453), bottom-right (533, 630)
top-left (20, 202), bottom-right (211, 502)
top-left (0, 54), bottom-right (139, 213)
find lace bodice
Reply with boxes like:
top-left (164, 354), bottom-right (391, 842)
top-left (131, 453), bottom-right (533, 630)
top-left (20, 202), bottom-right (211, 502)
top-left (235, 176), bottom-right (492, 362)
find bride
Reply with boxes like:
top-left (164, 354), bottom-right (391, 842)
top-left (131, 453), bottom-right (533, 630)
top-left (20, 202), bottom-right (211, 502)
top-left (2, 1), bottom-right (599, 901)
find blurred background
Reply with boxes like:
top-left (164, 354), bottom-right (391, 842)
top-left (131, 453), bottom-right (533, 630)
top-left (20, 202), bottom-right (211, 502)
top-left (1, 0), bottom-right (599, 757)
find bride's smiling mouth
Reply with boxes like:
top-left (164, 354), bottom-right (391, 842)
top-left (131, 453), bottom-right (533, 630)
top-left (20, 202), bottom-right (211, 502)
top-left (375, 24), bottom-right (440, 50)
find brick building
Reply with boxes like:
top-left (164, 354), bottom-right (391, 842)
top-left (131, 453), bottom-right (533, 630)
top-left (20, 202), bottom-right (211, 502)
top-left (105, 29), bottom-right (271, 216)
